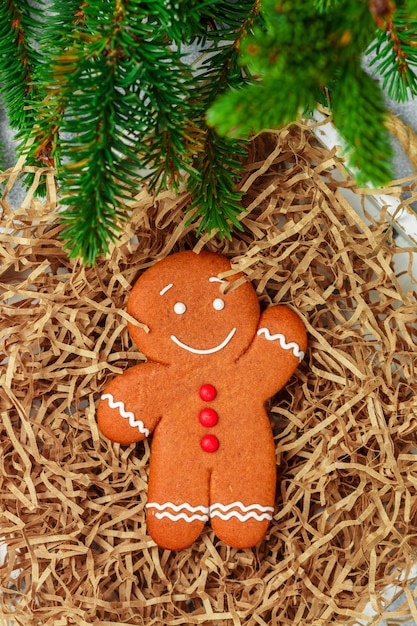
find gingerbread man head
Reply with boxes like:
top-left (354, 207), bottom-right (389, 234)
top-left (127, 251), bottom-right (260, 365)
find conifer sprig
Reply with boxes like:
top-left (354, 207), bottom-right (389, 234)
top-left (331, 65), bottom-right (393, 185)
top-left (49, 0), bottom-right (203, 264)
top-left (186, 129), bottom-right (248, 235)
top-left (367, 9), bottom-right (417, 101)
top-left (183, 0), bottom-right (261, 235)
top-left (1, 0), bottom-right (417, 264)
top-left (207, 0), bottom-right (397, 186)
top-left (23, 0), bottom-right (86, 169)
top-left (0, 0), bottom-right (43, 134)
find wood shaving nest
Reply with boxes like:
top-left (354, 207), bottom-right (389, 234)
top-left (1, 124), bottom-right (417, 626)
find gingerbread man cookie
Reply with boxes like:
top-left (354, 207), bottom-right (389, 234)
top-left (97, 251), bottom-right (307, 550)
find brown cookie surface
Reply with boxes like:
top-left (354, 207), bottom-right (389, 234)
top-left (97, 250), bottom-right (307, 550)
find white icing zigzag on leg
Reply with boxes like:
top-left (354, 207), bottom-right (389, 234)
top-left (146, 502), bottom-right (210, 522)
top-left (146, 501), bottom-right (274, 523)
top-left (101, 393), bottom-right (150, 437)
top-left (257, 327), bottom-right (305, 360)
top-left (210, 502), bottom-right (274, 522)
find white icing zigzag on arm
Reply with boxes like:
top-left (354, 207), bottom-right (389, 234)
top-left (101, 393), bottom-right (150, 437)
top-left (257, 327), bottom-right (305, 361)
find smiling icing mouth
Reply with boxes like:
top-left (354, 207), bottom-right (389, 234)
top-left (170, 328), bottom-right (236, 354)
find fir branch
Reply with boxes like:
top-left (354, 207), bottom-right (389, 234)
top-left (145, 0), bottom-right (217, 43)
top-left (186, 129), bottom-right (248, 235)
top-left (314, 0), bottom-right (344, 13)
top-left (405, 0), bottom-right (417, 13)
top-left (57, 59), bottom-right (136, 265)
top-left (29, 1), bottom-right (85, 159)
top-left (367, 9), bottom-right (417, 101)
top-left (208, 0), bottom-right (396, 187)
top-left (20, 0), bottom-right (85, 169)
top-left (198, 0), bottom-right (261, 39)
top-left (330, 66), bottom-right (393, 185)
top-left (0, 0), bottom-right (44, 132)
top-left (55, 0), bottom-right (197, 264)
top-left (2, 0), bottom-right (416, 264)
top-left (15, 0), bottom-right (262, 260)
top-left (207, 2), bottom-right (338, 136)
top-left (183, 1), bottom-right (260, 236)
top-left (133, 51), bottom-right (201, 193)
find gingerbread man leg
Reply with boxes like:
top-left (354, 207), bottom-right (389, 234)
top-left (145, 442), bottom-right (210, 551)
top-left (209, 441), bottom-right (276, 549)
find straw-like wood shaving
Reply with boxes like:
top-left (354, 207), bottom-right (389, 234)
top-left (1, 124), bottom-right (417, 625)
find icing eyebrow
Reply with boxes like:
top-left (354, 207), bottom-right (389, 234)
top-left (159, 283), bottom-right (173, 296)
top-left (209, 277), bottom-right (225, 284)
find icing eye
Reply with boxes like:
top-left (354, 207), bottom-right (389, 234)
top-left (213, 298), bottom-right (225, 311)
top-left (174, 302), bottom-right (186, 315)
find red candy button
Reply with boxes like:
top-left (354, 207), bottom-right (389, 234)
top-left (200, 434), bottom-right (219, 453)
top-left (199, 384), bottom-right (217, 402)
top-left (199, 408), bottom-right (219, 428)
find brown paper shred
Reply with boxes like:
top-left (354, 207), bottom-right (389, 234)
top-left (1, 124), bottom-right (417, 626)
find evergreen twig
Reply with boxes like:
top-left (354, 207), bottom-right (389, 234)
top-left (184, 0), bottom-right (261, 234)
top-left (23, 0), bottom-right (86, 169)
top-left (49, 0), bottom-right (204, 264)
top-left (368, 9), bottom-right (417, 102)
top-left (207, 0), bottom-right (396, 186)
top-left (0, 0), bottom-right (416, 264)
top-left (0, 0), bottom-right (43, 133)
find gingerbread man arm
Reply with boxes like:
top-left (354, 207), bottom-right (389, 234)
top-left (238, 305), bottom-right (307, 400)
top-left (97, 362), bottom-right (167, 445)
